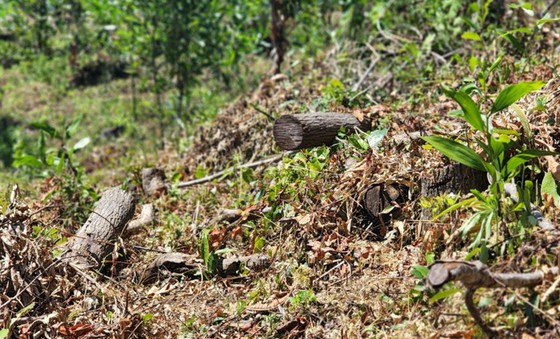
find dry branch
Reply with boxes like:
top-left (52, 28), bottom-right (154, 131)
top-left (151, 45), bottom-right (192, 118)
top-left (427, 260), bottom-right (559, 335)
top-left (124, 203), bottom-right (154, 236)
top-left (177, 153), bottom-right (288, 188)
top-left (61, 187), bottom-right (135, 269)
top-left (273, 112), bottom-right (371, 150)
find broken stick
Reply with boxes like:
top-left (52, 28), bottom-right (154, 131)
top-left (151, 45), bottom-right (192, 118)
top-left (427, 260), bottom-right (558, 336)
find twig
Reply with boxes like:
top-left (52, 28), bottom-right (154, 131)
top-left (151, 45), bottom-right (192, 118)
top-left (352, 54), bottom-right (380, 92)
top-left (465, 288), bottom-right (496, 336)
top-left (124, 204), bottom-right (154, 236)
top-left (317, 259), bottom-right (344, 280)
top-left (250, 103), bottom-right (275, 121)
top-left (542, 273), bottom-right (560, 302)
top-left (177, 153), bottom-right (290, 188)
top-left (430, 52), bottom-right (447, 65)
top-left (132, 245), bottom-right (167, 253)
top-left (427, 260), bottom-right (559, 335)
top-left (350, 72), bottom-right (393, 102)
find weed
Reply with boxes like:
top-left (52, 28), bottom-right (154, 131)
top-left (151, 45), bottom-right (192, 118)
top-left (422, 81), bottom-right (556, 260)
top-left (289, 289), bottom-right (317, 309)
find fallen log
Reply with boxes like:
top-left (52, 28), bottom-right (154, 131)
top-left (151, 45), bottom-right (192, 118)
top-left (219, 254), bottom-right (271, 276)
top-left (273, 112), bottom-right (371, 150)
top-left (138, 252), bottom-right (202, 284)
top-left (61, 187), bottom-right (135, 268)
top-left (138, 252), bottom-right (271, 284)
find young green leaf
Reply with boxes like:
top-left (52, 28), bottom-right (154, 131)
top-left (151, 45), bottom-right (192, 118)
top-left (421, 136), bottom-right (486, 172)
top-left (73, 137), bottom-right (91, 152)
top-left (16, 302), bottom-right (35, 317)
top-left (491, 81), bottom-right (545, 113)
top-left (411, 264), bottom-right (429, 279)
top-left (542, 172), bottom-right (560, 207)
top-left (536, 17), bottom-right (560, 26)
top-left (30, 121), bottom-right (61, 139)
top-left (504, 149), bottom-right (558, 177)
top-left (432, 197), bottom-right (477, 220)
top-left (510, 104), bottom-right (532, 139)
top-left (429, 287), bottom-right (461, 303)
top-left (66, 115), bottom-right (83, 139)
top-left (461, 32), bottom-right (481, 41)
top-left (441, 86), bottom-right (486, 133)
top-left (460, 212), bottom-right (482, 236)
top-left (200, 228), bottom-right (210, 265)
top-left (12, 155), bottom-right (42, 168)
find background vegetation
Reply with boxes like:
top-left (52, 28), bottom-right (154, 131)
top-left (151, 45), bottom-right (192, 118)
top-left (1, 0), bottom-right (560, 337)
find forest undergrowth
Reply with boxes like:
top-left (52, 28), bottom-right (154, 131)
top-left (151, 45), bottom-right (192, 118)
top-left (2, 1), bottom-right (560, 338)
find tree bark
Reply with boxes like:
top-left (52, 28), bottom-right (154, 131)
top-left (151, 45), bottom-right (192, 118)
top-left (273, 113), bottom-right (371, 150)
top-left (362, 183), bottom-right (407, 236)
top-left (421, 163), bottom-right (487, 197)
top-left (62, 187), bottom-right (135, 268)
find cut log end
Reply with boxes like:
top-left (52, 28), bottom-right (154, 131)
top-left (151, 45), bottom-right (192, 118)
top-left (273, 115), bottom-right (304, 150)
top-left (273, 112), bottom-right (371, 150)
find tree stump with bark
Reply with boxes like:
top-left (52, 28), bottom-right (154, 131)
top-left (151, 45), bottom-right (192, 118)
top-left (273, 112), bottom-right (371, 150)
top-left (362, 183), bottom-right (408, 236)
top-left (421, 163), bottom-right (487, 197)
top-left (420, 163), bottom-right (488, 219)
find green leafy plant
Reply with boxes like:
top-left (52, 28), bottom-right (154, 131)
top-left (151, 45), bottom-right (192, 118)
top-left (11, 116), bottom-right (96, 226)
top-left (0, 302), bottom-right (35, 339)
top-left (422, 81), bottom-right (557, 259)
top-left (13, 115), bottom-right (90, 176)
top-left (199, 228), bottom-right (219, 275)
top-left (289, 289), bottom-right (317, 309)
top-left (343, 128), bottom-right (388, 154)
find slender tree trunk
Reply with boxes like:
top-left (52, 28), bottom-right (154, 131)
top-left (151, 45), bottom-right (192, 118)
top-left (270, 0), bottom-right (287, 74)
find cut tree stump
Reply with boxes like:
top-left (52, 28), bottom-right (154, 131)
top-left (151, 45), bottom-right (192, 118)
top-left (420, 163), bottom-right (487, 220)
top-left (421, 163), bottom-right (487, 197)
top-left (273, 112), bottom-right (371, 150)
top-left (362, 183), bottom-right (408, 236)
top-left (62, 187), bottom-right (135, 268)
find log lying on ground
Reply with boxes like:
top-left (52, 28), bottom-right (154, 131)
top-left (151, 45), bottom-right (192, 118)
top-left (219, 254), bottom-right (271, 276)
top-left (273, 112), bottom-right (371, 150)
top-left (427, 260), bottom-right (559, 336)
top-left (138, 252), bottom-right (202, 284)
top-left (61, 187), bottom-right (135, 269)
top-left (138, 253), bottom-right (271, 284)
